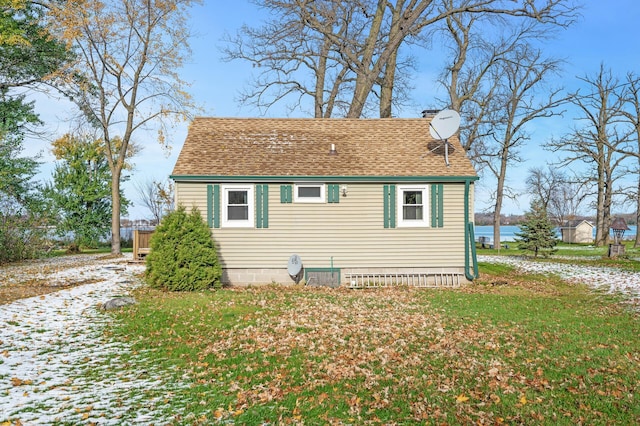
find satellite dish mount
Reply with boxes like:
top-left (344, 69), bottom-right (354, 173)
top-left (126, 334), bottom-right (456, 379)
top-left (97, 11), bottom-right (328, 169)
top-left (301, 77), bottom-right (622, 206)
top-left (428, 109), bottom-right (461, 167)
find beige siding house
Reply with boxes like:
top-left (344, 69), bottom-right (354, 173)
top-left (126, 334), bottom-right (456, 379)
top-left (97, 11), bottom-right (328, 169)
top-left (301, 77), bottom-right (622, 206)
top-left (171, 117), bottom-right (479, 287)
top-left (560, 220), bottom-right (594, 244)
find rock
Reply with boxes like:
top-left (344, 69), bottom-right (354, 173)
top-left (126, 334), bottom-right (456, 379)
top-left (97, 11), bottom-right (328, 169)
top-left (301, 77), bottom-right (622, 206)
top-left (102, 265), bottom-right (126, 272)
top-left (101, 297), bottom-right (136, 310)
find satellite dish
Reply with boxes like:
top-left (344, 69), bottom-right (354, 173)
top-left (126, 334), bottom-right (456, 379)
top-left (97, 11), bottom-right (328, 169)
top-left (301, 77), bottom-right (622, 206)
top-left (428, 109), bottom-right (460, 166)
top-left (429, 109), bottom-right (460, 140)
top-left (287, 254), bottom-right (303, 282)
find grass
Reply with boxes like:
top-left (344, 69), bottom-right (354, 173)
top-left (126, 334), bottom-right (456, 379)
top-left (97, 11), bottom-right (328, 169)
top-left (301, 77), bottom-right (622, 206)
top-left (108, 266), bottom-right (640, 425)
top-left (48, 246), bottom-right (133, 257)
top-left (477, 241), bottom-right (640, 272)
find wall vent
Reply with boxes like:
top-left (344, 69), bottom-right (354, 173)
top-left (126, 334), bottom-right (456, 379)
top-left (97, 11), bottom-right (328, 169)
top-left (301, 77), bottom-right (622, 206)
top-left (305, 268), bottom-right (340, 288)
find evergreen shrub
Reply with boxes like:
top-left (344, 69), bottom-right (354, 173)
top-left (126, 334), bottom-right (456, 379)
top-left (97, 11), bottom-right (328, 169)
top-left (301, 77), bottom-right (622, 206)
top-left (515, 200), bottom-right (558, 258)
top-left (145, 205), bottom-right (222, 291)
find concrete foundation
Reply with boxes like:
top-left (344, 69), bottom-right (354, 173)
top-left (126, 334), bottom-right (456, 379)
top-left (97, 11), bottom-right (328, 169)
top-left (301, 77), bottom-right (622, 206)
top-left (222, 267), bottom-right (471, 287)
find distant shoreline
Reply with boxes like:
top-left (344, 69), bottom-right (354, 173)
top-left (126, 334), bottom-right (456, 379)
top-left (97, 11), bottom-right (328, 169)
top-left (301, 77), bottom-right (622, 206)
top-left (474, 225), bottom-right (638, 243)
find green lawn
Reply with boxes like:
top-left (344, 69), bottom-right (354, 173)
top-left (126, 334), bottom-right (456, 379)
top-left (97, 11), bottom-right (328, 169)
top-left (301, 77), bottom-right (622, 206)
top-left (477, 241), bottom-right (640, 272)
top-left (108, 264), bottom-right (640, 425)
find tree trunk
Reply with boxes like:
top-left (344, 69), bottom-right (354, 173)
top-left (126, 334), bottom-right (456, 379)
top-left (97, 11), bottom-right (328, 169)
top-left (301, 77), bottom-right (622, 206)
top-left (380, 5), bottom-right (402, 118)
top-left (346, 0), bottom-right (385, 118)
top-left (314, 36), bottom-right (331, 118)
top-left (379, 47), bottom-right (397, 118)
top-left (636, 174), bottom-right (640, 248)
top-left (602, 172), bottom-right (613, 246)
top-left (110, 167), bottom-right (122, 255)
top-left (492, 153), bottom-right (509, 249)
top-left (348, 0), bottom-right (429, 119)
top-left (594, 159), bottom-right (606, 246)
top-left (492, 205), bottom-right (502, 251)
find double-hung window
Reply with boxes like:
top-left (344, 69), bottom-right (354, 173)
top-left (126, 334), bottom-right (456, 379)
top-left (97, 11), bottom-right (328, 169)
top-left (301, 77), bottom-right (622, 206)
top-left (222, 185), bottom-right (254, 227)
top-left (397, 185), bottom-right (429, 227)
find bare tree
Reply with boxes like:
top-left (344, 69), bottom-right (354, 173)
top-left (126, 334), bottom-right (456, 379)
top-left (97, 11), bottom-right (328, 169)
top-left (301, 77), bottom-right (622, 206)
top-left (223, 0), bottom-right (417, 117)
top-left (546, 65), bottom-right (630, 246)
top-left (476, 44), bottom-right (565, 247)
top-left (433, 7), bottom-right (561, 157)
top-left (620, 73), bottom-right (640, 247)
top-left (224, 0), bottom-right (578, 118)
top-left (526, 166), bottom-right (563, 214)
top-left (525, 166), bottom-right (588, 225)
top-left (48, 0), bottom-right (200, 254)
top-left (134, 179), bottom-right (174, 225)
top-left (434, 10), bottom-right (501, 154)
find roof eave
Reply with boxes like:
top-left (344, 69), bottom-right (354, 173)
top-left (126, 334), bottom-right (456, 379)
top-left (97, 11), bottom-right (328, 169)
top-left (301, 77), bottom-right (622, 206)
top-left (170, 174), bottom-right (480, 183)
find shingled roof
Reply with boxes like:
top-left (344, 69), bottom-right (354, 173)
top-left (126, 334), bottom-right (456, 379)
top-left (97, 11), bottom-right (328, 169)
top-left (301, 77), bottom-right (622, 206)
top-left (172, 117), bottom-right (477, 179)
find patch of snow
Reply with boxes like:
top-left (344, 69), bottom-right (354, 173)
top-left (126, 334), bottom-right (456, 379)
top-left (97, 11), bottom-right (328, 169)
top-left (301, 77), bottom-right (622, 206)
top-left (0, 254), bottom-right (182, 424)
top-left (2, 253), bottom-right (637, 423)
top-left (479, 255), bottom-right (640, 309)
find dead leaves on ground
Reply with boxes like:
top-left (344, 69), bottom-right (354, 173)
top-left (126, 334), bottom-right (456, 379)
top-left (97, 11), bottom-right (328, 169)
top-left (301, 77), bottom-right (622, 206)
top-left (10, 378), bottom-right (33, 387)
top-left (122, 285), bottom-right (639, 424)
top-left (0, 255), bottom-right (112, 304)
top-left (0, 278), bottom-right (101, 305)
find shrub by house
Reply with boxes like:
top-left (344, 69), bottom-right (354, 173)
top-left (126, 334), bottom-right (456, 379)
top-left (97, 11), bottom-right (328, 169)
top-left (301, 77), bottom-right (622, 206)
top-left (145, 205), bottom-right (222, 291)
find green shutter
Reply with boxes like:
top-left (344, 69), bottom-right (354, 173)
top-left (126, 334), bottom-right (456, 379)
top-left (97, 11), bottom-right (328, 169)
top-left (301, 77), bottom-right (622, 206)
top-left (256, 185), bottom-right (262, 228)
top-left (431, 184), bottom-right (444, 228)
top-left (438, 184), bottom-right (443, 227)
top-left (280, 184), bottom-right (292, 203)
top-left (256, 184), bottom-right (269, 228)
top-left (213, 184), bottom-right (220, 228)
top-left (207, 184), bottom-right (220, 229)
top-left (390, 184), bottom-right (396, 228)
top-left (328, 184), bottom-right (340, 203)
top-left (383, 184), bottom-right (396, 228)
top-left (262, 185), bottom-right (269, 228)
top-left (207, 185), bottom-right (213, 228)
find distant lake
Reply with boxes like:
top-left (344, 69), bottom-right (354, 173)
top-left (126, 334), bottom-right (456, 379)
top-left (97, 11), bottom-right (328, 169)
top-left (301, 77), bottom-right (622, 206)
top-left (474, 225), bottom-right (638, 242)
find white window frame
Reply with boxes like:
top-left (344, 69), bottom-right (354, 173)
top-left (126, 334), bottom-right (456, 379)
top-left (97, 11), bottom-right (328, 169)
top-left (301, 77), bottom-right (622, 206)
top-left (397, 185), bottom-right (429, 227)
top-left (221, 184), bottom-right (254, 228)
top-left (294, 183), bottom-right (326, 203)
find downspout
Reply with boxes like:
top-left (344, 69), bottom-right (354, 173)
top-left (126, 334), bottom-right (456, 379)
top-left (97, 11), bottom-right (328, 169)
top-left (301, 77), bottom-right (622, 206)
top-left (464, 179), bottom-right (479, 280)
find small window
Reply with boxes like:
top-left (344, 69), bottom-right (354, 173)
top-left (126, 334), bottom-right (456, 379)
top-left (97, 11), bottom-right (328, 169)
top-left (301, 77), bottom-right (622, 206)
top-left (397, 185), bottom-right (429, 227)
top-left (222, 185), bottom-right (254, 227)
top-left (294, 183), bottom-right (325, 203)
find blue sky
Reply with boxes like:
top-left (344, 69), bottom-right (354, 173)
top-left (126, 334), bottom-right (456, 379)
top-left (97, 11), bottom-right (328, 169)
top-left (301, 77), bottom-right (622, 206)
top-left (27, 1), bottom-right (640, 219)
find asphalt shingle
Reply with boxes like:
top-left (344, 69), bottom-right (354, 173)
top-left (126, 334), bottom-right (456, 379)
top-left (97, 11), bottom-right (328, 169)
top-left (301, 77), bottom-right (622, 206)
top-left (172, 117), bottom-right (477, 178)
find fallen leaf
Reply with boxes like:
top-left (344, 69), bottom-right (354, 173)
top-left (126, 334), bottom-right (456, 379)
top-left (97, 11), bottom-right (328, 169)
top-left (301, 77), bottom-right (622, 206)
top-left (456, 394), bottom-right (469, 403)
top-left (10, 378), bottom-right (32, 387)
